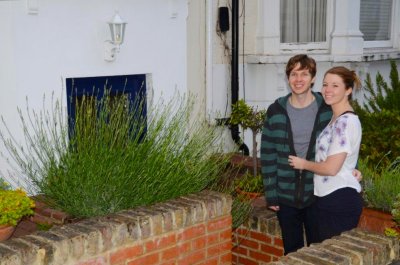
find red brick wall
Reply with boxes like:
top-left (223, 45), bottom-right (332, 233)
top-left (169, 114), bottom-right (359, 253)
top-left (232, 227), bottom-right (283, 264)
top-left (231, 207), bottom-right (399, 265)
top-left (231, 208), bottom-right (284, 264)
top-left (0, 191), bottom-right (232, 265)
top-left (76, 216), bottom-right (232, 265)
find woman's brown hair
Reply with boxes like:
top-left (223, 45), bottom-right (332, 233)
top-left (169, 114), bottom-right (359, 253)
top-left (324, 66), bottom-right (362, 99)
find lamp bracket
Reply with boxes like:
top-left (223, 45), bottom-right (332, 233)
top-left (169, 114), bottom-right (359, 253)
top-left (104, 41), bottom-right (120, 62)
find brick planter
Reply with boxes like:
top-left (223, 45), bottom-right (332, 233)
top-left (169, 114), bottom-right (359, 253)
top-left (30, 199), bottom-right (73, 225)
top-left (358, 207), bottom-right (397, 234)
top-left (12, 197), bottom-right (74, 238)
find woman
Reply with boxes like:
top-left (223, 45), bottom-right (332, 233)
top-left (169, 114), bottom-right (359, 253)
top-left (288, 66), bottom-right (363, 242)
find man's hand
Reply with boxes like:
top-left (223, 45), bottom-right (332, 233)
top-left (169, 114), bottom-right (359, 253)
top-left (268, 206), bottom-right (280, 211)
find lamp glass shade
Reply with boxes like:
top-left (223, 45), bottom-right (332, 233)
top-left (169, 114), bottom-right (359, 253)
top-left (108, 13), bottom-right (127, 45)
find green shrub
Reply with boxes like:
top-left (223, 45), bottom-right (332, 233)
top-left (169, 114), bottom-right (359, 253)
top-left (231, 198), bottom-right (253, 229)
top-left (234, 172), bottom-right (263, 194)
top-left (356, 110), bottom-right (400, 169)
top-left (392, 194), bottom-right (400, 226)
top-left (355, 60), bottom-right (400, 113)
top-left (361, 157), bottom-right (400, 212)
top-left (0, 92), bottom-right (230, 218)
top-left (229, 99), bottom-right (266, 177)
top-left (352, 60), bottom-right (400, 169)
top-left (0, 177), bottom-right (35, 226)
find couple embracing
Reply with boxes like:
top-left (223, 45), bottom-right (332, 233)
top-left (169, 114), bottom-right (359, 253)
top-left (261, 54), bottom-right (363, 255)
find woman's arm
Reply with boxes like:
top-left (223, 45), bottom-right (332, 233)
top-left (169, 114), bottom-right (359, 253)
top-left (288, 152), bottom-right (347, 176)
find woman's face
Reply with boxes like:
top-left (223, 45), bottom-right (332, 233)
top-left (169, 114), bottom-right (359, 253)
top-left (322, 73), bottom-right (352, 106)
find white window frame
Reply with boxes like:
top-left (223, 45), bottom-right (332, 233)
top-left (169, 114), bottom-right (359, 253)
top-left (279, 0), bottom-right (333, 54)
top-left (249, 0), bottom-right (400, 63)
top-left (362, 0), bottom-right (396, 49)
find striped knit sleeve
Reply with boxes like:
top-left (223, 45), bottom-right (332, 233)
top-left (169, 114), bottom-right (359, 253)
top-left (261, 109), bottom-right (279, 206)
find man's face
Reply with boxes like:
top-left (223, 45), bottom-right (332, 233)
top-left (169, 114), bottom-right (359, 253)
top-left (288, 64), bottom-right (315, 95)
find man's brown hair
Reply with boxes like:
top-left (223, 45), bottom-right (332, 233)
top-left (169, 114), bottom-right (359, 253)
top-left (285, 54), bottom-right (317, 79)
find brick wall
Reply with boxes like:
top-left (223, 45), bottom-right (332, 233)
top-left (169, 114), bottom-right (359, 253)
top-left (232, 207), bottom-right (284, 264)
top-left (0, 190), bottom-right (232, 265)
top-left (2, 191), bottom-right (399, 265)
top-left (31, 198), bottom-right (72, 225)
top-left (269, 229), bottom-right (399, 265)
top-left (232, 206), bottom-right (400, 265)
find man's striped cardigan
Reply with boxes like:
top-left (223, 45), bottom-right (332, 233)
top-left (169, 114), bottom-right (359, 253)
top-left (260, 92), bottom-right (332, 209)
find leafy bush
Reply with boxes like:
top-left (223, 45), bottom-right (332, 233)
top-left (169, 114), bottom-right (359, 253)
top-left (392, 194), bottom-right (400, 226)
top-left (361, 157), bottom-right (400, 212)
top-left (0, 177), bottom-right (35, 226)
top-left (352, 60), bottom-right (400, 169)
top-left (355, 60), bottom-right (400, 112)
top-left (356, 110), bottom-right (400, 169)
top-left (229, 99), bottom-right (266, 177)
top-left (234, 172), bottom-right (263, 194)
top-left (0, 92), bottom-right (231, 218)
top-left (385, 193), bottom-right (400, 238)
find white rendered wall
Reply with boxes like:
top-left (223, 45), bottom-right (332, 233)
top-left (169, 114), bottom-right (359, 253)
top-left (0, 0), bottom-right (189, 188)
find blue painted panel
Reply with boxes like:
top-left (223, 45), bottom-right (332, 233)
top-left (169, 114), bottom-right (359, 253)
top-left (65, 74), bottom-right (146, 138)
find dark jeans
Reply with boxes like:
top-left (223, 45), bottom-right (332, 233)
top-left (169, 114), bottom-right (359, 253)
top-left (276, 203), bottom-right (319, 255)
top-left (317, 187), bottom-right (362, 241)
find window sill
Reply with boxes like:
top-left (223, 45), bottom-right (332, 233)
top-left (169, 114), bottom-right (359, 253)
top-left (362, 48), bottom-right (400, 62)
top-left (246, 49), bottom-right (400, 64)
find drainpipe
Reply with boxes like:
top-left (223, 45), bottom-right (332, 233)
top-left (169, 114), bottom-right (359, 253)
top-left (206, 0), bottom-right (213, 123)
top-left (231, 0), bottom-right (249, 155)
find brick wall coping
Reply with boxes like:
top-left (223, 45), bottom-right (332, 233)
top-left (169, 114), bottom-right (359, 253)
top-left (241, 206), bottom-right (282, 237)
top-left (269, 228), bottom-right (399, 265)
top-left (0, 190), bottom-right (232, 265)
top-left (238, 206), bottom-right (400, 265)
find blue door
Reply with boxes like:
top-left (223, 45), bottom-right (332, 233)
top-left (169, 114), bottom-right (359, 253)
top-left (66, 74), bottom-right (146, 137)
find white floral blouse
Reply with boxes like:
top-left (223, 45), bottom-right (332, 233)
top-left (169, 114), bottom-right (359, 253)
top-left (314, 113), bottom-right (362, 197)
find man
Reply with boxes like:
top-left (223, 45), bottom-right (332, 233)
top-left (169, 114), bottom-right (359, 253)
top-left (260, 54), bottom-right (331, 254)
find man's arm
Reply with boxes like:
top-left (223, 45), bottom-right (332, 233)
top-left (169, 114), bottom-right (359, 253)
top-left (261, 113), bottom-right (279, 210)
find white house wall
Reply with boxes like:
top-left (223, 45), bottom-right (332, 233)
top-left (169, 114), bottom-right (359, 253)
top-left (0, 0), bottom-right (190, 188)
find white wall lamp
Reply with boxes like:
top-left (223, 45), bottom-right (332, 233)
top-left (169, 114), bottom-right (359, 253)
top-left (104, 12), bottom-right (127, 62)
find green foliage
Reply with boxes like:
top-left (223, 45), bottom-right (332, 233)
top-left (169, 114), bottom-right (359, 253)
top-left (231, 198), bottom-right (253, 229)
top-left (230, 99), bottom-right (266, 133)
top-left (0, 178), bottom-right (11, 191)
top-left (392, 194), bottom-right (400, 226)
top-left (0, 181), bottom-right (35, 226)
top-left (361, 157), bottom-right (400, 212)
top-left (384, 227), bottom-right (399, 238)
top-left (36, 222), bottom-right (53, 231)
top-left (354, 60), bottom-right (400, 113)
top-left (207, 162), bottom-right (255, 229)
top-left (229, 99), bottom-right (267, 177)
top-left (356, 110), bottom-right (400, 169)
top-left (0, 92), bottom-right (231, 218)
top-left (352, 60), bottom-right (400, 169)
top-left (234, 172), bottom-right (263, 194)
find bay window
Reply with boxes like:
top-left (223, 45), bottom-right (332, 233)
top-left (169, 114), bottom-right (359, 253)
top-left (280, 0), bottom-right (327, 43)
top-left (360, 0), bottom-right (392, 42)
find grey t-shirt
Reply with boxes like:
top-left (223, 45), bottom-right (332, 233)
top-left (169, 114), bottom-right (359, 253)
top-left (287, 100), bottom-right (318, 158)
